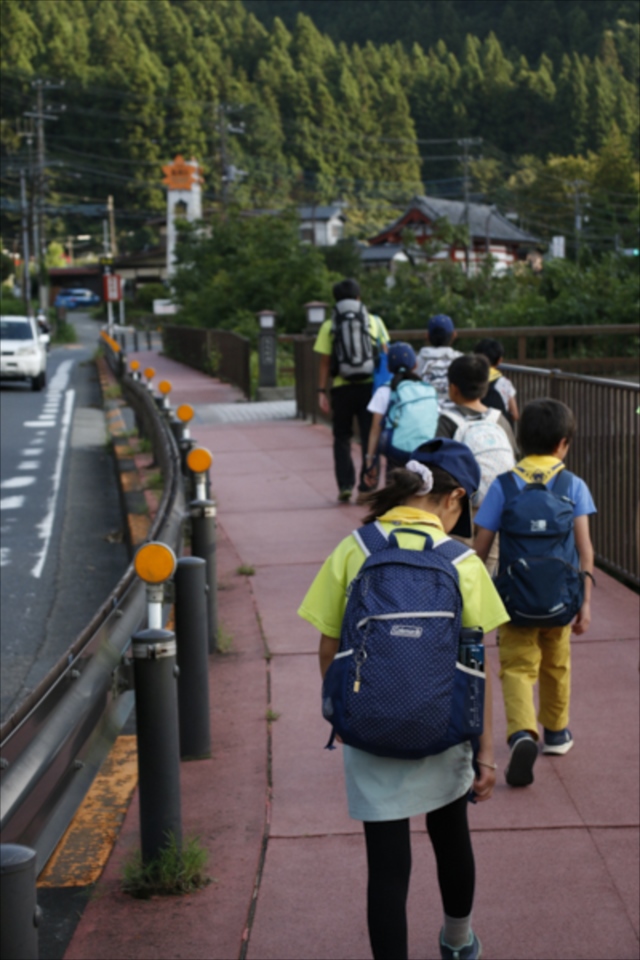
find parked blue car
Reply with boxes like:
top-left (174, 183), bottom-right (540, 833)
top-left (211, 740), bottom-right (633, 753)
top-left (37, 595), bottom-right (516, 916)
top-left (54, 287), bottom-right (101, 309)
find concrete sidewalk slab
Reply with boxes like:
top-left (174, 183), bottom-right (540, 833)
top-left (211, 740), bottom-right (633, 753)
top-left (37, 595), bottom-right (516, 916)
top-left (250, 563), bottom-right (322, 654)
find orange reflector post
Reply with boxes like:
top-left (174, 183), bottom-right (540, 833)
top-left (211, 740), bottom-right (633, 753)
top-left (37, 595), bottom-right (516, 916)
top-left (144, 367), bottom-right (155, 381)
top-left (158, 380), bottom-right (172, 396)
top-left (187, 447), bottom-right (213, 474)
top-left (130, 360), bottom-right (140, 371)
top-left (134, 542), bottom-right (177, 584)
top-left (176, 403), bottom-right (194, 423)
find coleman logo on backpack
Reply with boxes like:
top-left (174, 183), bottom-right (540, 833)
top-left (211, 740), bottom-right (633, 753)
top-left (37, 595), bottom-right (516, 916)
top-left (330, 299), bottom-right (375, 381)
top-left (322, 523), bottom-right (485, 760)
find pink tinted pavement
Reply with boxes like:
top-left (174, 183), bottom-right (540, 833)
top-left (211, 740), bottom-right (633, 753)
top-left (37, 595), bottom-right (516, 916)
top-left (66, 350), bottom-right (640, 960)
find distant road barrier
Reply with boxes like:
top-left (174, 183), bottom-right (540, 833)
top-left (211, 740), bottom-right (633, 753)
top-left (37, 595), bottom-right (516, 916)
top-left (162, 325), bottom-right (251, 399)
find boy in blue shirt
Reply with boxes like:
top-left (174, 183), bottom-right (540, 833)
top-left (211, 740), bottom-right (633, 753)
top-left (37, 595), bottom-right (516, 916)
top-left (474, 398), bottom-right (596, 788)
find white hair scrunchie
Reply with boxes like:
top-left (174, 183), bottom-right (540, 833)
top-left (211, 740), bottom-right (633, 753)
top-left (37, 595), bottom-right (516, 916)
top-left (405, 460), bottom-right (434, 496)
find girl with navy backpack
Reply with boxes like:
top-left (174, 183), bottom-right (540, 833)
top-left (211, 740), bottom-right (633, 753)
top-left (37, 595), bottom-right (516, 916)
top-left (298, 439), bottom-right (509, 960)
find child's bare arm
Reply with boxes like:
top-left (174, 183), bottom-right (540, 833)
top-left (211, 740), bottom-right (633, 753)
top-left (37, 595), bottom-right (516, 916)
top-left (474, 526), bottom-right (496, 562)
top-left (508, 395), bottom-right (520, 421)
top-left (319, 634), bottom-right (340, 679)
top-left (573, 514), bottom-right (594, 635)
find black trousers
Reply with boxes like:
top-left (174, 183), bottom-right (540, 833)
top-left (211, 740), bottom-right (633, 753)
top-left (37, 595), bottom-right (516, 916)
top-left (330, 383), bottom-right (373, 493)
top-left (363, 794), bottom-right (475, 960)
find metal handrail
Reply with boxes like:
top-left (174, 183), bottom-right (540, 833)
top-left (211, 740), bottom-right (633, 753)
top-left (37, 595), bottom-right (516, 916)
top-left (0, 364), bottom-right (185, 872)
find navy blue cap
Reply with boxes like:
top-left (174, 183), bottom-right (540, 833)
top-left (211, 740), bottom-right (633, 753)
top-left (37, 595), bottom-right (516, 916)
top-left (427, 314), bottom-right (455, 337)
top-left (387, 342), bottom-right (417, 374)
top-left (410, 438), bottom-right (480, 539)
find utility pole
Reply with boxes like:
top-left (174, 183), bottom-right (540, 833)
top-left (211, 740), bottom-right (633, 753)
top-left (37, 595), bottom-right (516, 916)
top-left (23, 79), bottom-right (65, 311)
top-left (107, 195), bottom-right (118, 256)
top-left (217, 103), bottom-right (246, 215)
top-left (20, 169), bottom-right (32, 317)
top-left (571, 179), bottom-right (588, 260)
top-left (458, 137), bottom-right (482, 276)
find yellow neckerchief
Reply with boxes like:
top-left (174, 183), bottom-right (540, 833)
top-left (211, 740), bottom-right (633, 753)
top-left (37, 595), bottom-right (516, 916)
top-left (376, 506), bottom-right (444, 530)
top-left (513, 455), bottom-right (565, 485)
top-left (489, 366), bottom-right (501, 382)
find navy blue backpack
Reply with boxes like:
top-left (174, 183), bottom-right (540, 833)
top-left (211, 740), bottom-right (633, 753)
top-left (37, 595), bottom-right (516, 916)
top-left (322, 524), bottom-right (485, 760)
top-left (494, 470), bottom-right (585, 627)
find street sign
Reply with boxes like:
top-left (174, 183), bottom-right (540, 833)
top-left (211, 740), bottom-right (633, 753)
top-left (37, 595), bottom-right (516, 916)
top-left (103, 274), bottom-right (122, 302)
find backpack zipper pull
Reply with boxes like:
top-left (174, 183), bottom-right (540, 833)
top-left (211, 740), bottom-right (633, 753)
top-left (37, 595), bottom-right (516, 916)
top-left (353, 648), bottom-right (367, 692)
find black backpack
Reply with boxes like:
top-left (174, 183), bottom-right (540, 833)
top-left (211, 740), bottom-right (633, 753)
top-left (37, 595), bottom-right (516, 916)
top-left (330, 299), bottom-right (375, 382)
top-left (484, 379), bottom-right (512, 426)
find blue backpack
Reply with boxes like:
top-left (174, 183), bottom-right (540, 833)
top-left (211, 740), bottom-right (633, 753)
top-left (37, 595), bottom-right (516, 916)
top-left (379, 379), bottom-right (439, 464)
top-left (494, 470), bottom-right (585, 627)
top-left (322, 524), bottom-right (485, 760)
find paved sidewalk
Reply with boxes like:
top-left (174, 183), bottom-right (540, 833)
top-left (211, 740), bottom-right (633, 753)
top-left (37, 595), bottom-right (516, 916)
top-left (65, 352), bottom-right (640, 960)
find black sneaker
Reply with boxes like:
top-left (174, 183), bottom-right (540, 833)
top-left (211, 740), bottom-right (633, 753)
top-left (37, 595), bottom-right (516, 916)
top-left (505, 731), bottom-right (538, 787)
top-left (542, 727), bottom-right (574, 755)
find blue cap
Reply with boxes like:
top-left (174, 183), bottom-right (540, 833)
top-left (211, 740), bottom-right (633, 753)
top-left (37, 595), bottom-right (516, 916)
top-left (410, 438), bottom-right (480, 539)
top-left (387, 342), bottom-right (417, 374)
top-left (427, 314), bottom-right (455, 337)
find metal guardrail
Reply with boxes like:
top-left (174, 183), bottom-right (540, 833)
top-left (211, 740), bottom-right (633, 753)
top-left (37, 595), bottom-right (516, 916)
top-left (389, 324), bottom-right (639, 376)
top-left (0, 357), bottom-right (185, 873)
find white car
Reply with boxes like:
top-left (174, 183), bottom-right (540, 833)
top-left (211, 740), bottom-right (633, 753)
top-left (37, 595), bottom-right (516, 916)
top-left (0, 315), bottom-right (48, 390)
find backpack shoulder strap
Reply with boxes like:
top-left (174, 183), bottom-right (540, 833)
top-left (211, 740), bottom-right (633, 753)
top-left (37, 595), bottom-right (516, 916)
top-left (441, 408), bottom-right (465, 430)
top-left (485, 407), bottom-right (502, 423)
top-left (432, 535), bottom-right (475, 565)
top-left (353, 522), bottom-right (388, 557)
top-left (552, 469), bottom-right (574, 500)
top-left (498, 470), bottom-right (520, 501)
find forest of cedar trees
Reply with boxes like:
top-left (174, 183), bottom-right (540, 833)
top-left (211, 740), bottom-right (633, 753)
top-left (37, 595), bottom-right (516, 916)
top-left (1, 1), bottom-right (638, 338)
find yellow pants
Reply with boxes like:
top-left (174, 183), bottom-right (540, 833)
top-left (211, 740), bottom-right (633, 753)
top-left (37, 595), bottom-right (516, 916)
top-left (498, 622), bottom-right (572, 741)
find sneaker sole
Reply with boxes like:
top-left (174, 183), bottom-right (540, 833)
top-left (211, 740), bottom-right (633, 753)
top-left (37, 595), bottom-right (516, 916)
top-left (542, 739), bottom-right (574, 755)
top-left (505, 738), bottom-right (538, 787)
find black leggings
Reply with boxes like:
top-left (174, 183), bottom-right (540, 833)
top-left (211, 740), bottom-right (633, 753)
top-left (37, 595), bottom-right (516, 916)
top-left (363, 794), bottom-right (475, 960)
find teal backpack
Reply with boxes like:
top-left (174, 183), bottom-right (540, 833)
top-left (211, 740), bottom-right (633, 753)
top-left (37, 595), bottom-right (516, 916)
top-left (380, 379), bottom-right (439, 463)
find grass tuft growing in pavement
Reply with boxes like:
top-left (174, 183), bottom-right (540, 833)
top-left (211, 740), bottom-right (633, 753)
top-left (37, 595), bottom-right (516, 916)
top-left (236, 564), bottom-right (255, 576)
top-left (122, 833), bottom-right (210, 899)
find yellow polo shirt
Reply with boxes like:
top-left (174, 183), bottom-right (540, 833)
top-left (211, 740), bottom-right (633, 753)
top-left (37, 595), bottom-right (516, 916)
top-left (298, 507), bottom-right (508, 638)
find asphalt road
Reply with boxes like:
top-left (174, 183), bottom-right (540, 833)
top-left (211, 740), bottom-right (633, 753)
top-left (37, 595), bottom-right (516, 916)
top-left (0, 311), bottom-right (129, 721)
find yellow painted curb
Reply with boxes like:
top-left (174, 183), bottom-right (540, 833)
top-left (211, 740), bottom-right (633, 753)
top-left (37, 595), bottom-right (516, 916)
top-left (38, 736), bottom-right (138, 888)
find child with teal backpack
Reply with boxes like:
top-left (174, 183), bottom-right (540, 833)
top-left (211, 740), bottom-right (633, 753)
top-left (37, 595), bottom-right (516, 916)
top-left (363, 342), bottom-right (439, 489)
top-left (299, 439), bottom-right (509, 960)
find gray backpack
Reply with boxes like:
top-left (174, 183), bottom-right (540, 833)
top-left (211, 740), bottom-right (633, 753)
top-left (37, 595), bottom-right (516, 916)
top-left (330, 299), bottom-right (375, 381)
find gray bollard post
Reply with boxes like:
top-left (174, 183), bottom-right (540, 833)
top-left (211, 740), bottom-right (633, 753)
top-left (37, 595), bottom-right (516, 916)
top-left (0, 845), bottom-right (40, 960)
top-left (133, 329), bottom-right (139, 351)
top-left (190, 500), bottom-right (217, 653)
top-left (146, 329), bottom-right (152, 349)
top-left (170, 418), bottom-right (185, 447)
top-left (132, 628), bottom-right (182, 863)
top-left (175, 557), bottom-right (211, 759)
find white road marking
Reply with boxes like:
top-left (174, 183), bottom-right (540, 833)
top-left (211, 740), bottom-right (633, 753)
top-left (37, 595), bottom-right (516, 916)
top-left (18, 461), bottom-right (40, 470)
top-left (31, 388), bottom-right (75, 578)
top-left (0, 496), bottom-right (25, 510)
top-left (24, 421), bottom-right (56, 428)
top-left (0, 548), bottom-right (10, 567)
top-left (1, 477), bottom-right (35, 489)
top-left (22, 449), bottom-right (42, 456)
